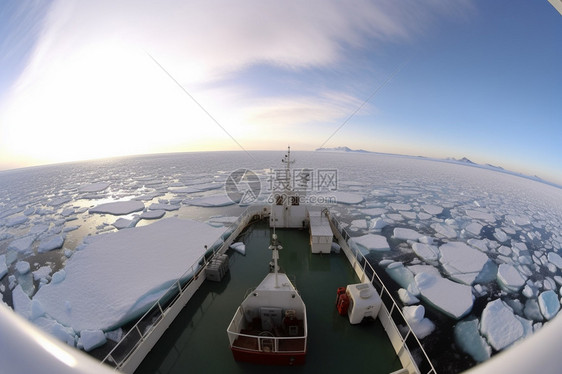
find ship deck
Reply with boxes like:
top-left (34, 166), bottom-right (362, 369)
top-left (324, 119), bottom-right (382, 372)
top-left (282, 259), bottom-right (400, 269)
top-left (135, 220), bottom-right (402, 373)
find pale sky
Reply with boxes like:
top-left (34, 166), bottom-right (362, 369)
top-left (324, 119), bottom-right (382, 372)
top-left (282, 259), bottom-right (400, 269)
top-left (0, 1), bottom-right (561, 184)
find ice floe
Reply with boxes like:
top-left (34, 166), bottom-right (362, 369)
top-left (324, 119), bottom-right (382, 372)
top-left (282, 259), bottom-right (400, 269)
top-left (229, 242), bottom-right (246, 255)
top-left (414, 272), bottom-right (473, 319)
top-left (438, 242), bottom-right (489, 285)
top-left (350, 234), bottom-right (390, 253)
top-left (78, 182), bottom-right (110, 192)
top-left (78, 329), bottom-right (107, 352)
top-left (33, 218), bottom-right (224, 332)
top-left (16, 261), bottom-right (30, 275)
top-left (454, 319), bottom-right (491, 362)
top-left (480, 299), bottom-right (526, 350)
top-left (411, 243), bottom-right (439, 262)
top-left (38, 235), bottom-right (65, 252)
top-left (402, 305), bottom-right (435, 339)
top-left (393, 228), bottom-right (422, 241)
top-left (538, 290), bottom-right (560, 320)
top-left (497, 264), bottom-right (527, 292)
top-left (140, 210), bottom-right (166, 219)
top-left (89, 201), bottom-right (145, 215)
top-left (188, 195), bottom-right (235, 207)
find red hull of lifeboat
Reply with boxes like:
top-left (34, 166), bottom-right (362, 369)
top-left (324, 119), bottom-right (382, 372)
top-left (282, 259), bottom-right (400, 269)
top-left (231, 347), bottom-right (306, 366)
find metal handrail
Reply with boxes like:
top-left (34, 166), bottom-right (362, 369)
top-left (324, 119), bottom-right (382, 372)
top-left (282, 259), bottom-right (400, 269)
top-left (100, 206), bottom-right (266, 369)
top-left (329, 215), bottom-right (437, 374)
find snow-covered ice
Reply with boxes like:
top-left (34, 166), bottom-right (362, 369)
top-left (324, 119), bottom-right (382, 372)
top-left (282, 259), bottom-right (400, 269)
top-left (402, 305), bottom-right (435, 339)
top-left (140, 210), bottom-right (166, 219)
top-left (431, 222), bottom-right (457, 239)
top-left (497, 264), bottom-right (527, 292)
top-left (7, 236), bottom-right (35, 253)
top-left (398, 288), bottom-right (419, 305)
top-left (454, 319), bottom-right (491, 362)
top-left (350, 234), bottom-right (390, 253)
top-left (16, 261), bottom-right (30, 275)
top-left (188, 195), bottom-right (235, 207)
top-left (148, 203), bottom-right (180, 211)
top-left (33, 218), bottom-right (224, 332)
top-left (38, 235), bottom-right (65, 252)
top-left (538, 290), bottom-right (560, 320)
top-left (79, 329), bottom-right (107, 352)
top-left (412, 243), bottom-right (439, 262)
top-left (0, 255), bottom-right (7, 279)
top-left (547, 252), bottom-right (562, 269)
top-left (89, 200), bottom-right (145, 215)
top-left (414, 272), bottom-right (473, 319)
top-left (480, 299), bottom-right (526, 350)
top-left (438, 242), bottom-right (489, 285)
top-left (78, 182), bottom-right (110, 192)
top-left (230, 242), bottom-right (246, 255)
top-left (393, 228), bottom-right (422, 241)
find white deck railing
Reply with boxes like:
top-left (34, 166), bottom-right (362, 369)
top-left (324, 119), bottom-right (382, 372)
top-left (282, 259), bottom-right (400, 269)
top-left (226, 308), bottom-right (307, 354)
top-left (100, 205), bottom-right (269, 372)
top-left (329, 214), bottom-right (437, 374)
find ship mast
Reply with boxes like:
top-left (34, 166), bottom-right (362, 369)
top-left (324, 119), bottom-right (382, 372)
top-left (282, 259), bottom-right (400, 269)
top-left (269, 233), bottom-right (283, 288)
top-left (282, 146), bottom-right (294, 194)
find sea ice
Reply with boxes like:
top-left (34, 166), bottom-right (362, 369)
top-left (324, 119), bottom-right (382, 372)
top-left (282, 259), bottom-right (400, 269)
top-left (12, 285), bottom-right (32, 318)
top-left (330, 191), bottom-right (364, 205)
top-left (360, 208), bottom-right (386, 216)
top-left (48, 196), bottom-right (72, 207)
top-left (148, 203), bottom-right (180, 211)
top-left (414, 272), bottom-right (473, 319)
top-left (188, 195), bottom-right (235, 207)
top-left (350, 219), bottom-right (369, 230)
top-left (431, 222), bottom-right (457, 239)
top-left (402, 305), bottom-right (435, 339)
top-left (370, 218), bottom-right (389, 230)
top-left (51, 269), bottom-right (66, 284)
top-left (140, 210), bottom-right (166, 219)
top-left (464, 222), bottom-right (483, 236)
top-left (398, 288), bottom-right (419, 305)
top-left (5, 215), bottom-right (29, 227)
top-left (79, 329), bottom-right (107, 352)
top-left (16, 261), bottom-right (30, 275)
top-left (393, 228), bottom-right (422, 241)
top-left (480, 299), bottom-right (525, 350)
top-left (113, 217), bottom-right (139, 230)
top-left (89, 200), bottom-right (145, 215)
top-left (422, 204), bottom-right (443, 215)
top-left (32, 266), bottom-right (52, 281)
top-left (350, 234), bottom-right (390, 253)
top-left (524, 299), bottom-right (543, 321)
top-left (547, 252), bottom-right (562, 269)
top-left (465, 209), bottom-right (495, 222)
top-left (33, 218), bottom-right (224, 333)
top-left (497, 264), bottom-right (527, 292)
top-left (493, 228), bottom-right (509, 243)
top-left (389, 203), bottom-right (411, 211)
top-left (230, 242), bottom-right (246, 255)
top-left (37, 235), bottom-right (65, 252)
top-left (78, 182), bottom-right (110, 192)
top-left (34, 316), bottom-right (76, 346)
top-left (0, 255), bottom-right (7, 279)
top-left (7, 236), bottom-right (35, 253)
top-left (538, 290), bottom-right (560, 320)
top-left (411, 243), bottom-right (439, 262)
top-left (386, 263), bottom-right (417, 292)
top-left (438, 242), bottom-right (489, 285)
top-left (454, 319), bottom-right (491, 362)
